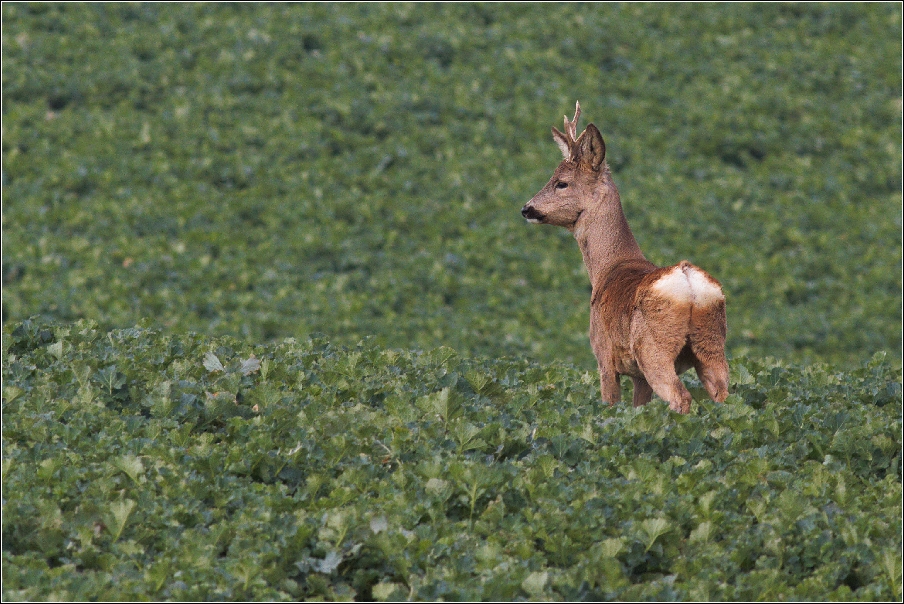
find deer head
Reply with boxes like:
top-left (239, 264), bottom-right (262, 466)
top-left (521, 101), bottom-right (608, 231)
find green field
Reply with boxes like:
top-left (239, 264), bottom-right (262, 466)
top-left (3, 2), bottom-right (901, 366)
top-left (3, 321), bottom-right (901, 600)
top-left (2, 3), bottom-right (902, 601)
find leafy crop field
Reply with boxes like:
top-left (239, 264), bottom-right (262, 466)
top-left (2, 3), bottom-right (902, 602)
top-left (2, 3), bottom-right (901, 366)
top-left (3, 320), bottom-right (902, 600)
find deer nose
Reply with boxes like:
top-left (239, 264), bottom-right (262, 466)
top-left (521, 205), bottom-right (544, 222)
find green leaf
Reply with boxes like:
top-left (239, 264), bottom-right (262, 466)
top-left (94, 365), bottom-right (126, 396)
top-left (521, 571), bottom-right (548, 597)
top-left (106, 499), bottom-right (136, 542)
top-left (689, 521), bottom-right (713, 544)
top-left (425, 477), bottom-right (452, 501)
top-left (451, 421), bottom-right (485, 454)
top-left (881, 548), bottom-right (902, 601)
top-left (203, 351), bottom-right (224, 373)
top-left (3, 384), bottom-right (24, 404)
top-left (47, 340), bottom-right (64, 360)
top-left (110, 454), bottom-right (144, 485)
top-left (314, 550), bottom-right (343, 575)
top-left (600, 537), bottom-right (625, 558)
top-left (372, 581), bottom-right (406, 601)
top-left (144, 558), bottom-right (173, 593)
top-left (641, 517), bottom-right (671, 552)
top-left (240, 354), bottom-right (261, 376)
top-left (418, 387), bottom-right (459, 423)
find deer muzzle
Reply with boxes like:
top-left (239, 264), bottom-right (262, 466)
top-left (521, 204), bottom-right (545, 223)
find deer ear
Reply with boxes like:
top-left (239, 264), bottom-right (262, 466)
top-left (573, 123), bottom-right (606, 170)
top-left (551, 127), bottom-right (571, 159)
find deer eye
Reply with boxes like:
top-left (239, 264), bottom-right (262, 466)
top-left (555, 181), bottom-right (568, 190)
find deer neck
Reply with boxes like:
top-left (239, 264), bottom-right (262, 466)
top-left (572, 182), bottom-right (648, 291)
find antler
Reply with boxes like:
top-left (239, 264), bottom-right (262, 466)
top-left (563, 101), bottom-right (581, 143)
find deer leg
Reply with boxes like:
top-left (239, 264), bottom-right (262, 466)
top-left (633, 341), bottom-right (693, 413)
top-left (639, 361), bottom-right (693, 414)
top-left (632, 304), bottom-right (694, 413)
top-left (693, 357), bottom-right (729, 403)
top-left (598, 366), bottom-right (622, 406)
top-left (589, 319), bottom-right (622, 405)
top-left (689, 301), bottom-right (729, 403)
top-left (631, 376), bottom-right (653, 407)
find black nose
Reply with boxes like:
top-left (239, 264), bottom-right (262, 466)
top-left (522, 205), bottom-right (543, 220)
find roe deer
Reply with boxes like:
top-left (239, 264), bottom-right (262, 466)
top-left (521, 102), bottom-right (728, 414)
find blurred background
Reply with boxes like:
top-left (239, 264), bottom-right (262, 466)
top-left (2, 3), bottom-right (901, 368)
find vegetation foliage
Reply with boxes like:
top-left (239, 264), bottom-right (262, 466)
top-left (3, 320), bottom-right (901, 600)
top-left (2, 2), bottom-right (901, 366)
top-left (2, 3), bottom-right (902, 601)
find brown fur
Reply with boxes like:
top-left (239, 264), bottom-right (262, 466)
top-left (521, 102), bottom-right (728, 414)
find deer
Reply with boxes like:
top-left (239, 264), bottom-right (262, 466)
top-left (521, 102), bottom-right (729, 414)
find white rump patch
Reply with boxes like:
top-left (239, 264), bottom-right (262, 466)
top-left (651, 268), bottom-right (693, 303)
top-left (685, 267), bottom-right (725, 306)
top-left (652, 265), bottom-right (724, 307)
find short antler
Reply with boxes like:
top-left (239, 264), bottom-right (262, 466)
top-left (564, 101), bottom-right (581, 143)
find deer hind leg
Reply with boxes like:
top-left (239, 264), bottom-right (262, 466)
top-left (638, 353), bottom-right (693, 414)
top-left (694, 357), bottom-right (728, 403)
top-left (689, 302), bottom-right (729, 403)
top-left (631, 305), bottom-right (694, 414)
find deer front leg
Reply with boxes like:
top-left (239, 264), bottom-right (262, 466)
top-left (598, 364), bottom-right (622, 406)
top-left (590, 318), bottom-right (622, 405)
top-left (632, 376), bottom-right (653, 407)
